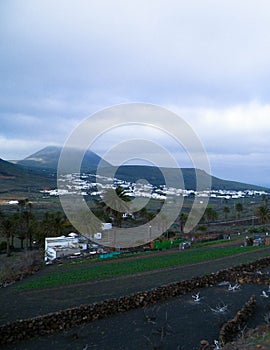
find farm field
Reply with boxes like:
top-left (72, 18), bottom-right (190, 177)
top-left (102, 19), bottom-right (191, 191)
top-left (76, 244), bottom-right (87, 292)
top-left (1, 245), bottom-right (270, 348)
top-left (17, 245), bottom-right (266, 290)
top-left (4, 282), bottom-right (270, 350)
top-left (0, 247), bottom-right (270, 350)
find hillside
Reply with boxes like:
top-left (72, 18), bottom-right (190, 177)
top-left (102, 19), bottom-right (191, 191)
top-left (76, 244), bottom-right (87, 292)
top-left (2, 146), bottom-right (268, 197)
top-left (16, 146), bottom-right (111, 172)
top-left (0, 159), bottom-right (56, 197)
top-left (110, 165), bottom-right (269, 191)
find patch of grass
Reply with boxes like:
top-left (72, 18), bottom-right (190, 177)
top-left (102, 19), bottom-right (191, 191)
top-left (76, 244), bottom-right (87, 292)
top-left (17, 246), bottom-right (265, 291)
top-left (193, 239), bottom-right (228, 247)
top-left (193, 236), bottom-right (242, 248)
top-left (64, 250), bottom-right (156, 267)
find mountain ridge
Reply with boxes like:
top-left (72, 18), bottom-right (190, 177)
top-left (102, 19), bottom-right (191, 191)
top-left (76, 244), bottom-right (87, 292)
top-left (1, 146), bottom-right (268, 196)
top-left (15, 146), bottom-right (111, 172)
top-left (109, 165), bottom-right (268, 192)
top-left (0, 158), bottom-right (56, 196)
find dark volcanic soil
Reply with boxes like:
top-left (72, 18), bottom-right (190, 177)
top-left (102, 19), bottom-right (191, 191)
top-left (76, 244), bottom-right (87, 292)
top-left (4, 283), bottom-right (270, 350)
top-left (1, 247), bottom-right (270, 349)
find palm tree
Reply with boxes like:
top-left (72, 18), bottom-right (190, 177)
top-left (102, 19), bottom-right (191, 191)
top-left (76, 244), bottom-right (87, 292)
top-left (37, 212), bottom-right (66, 246)
top-left (0, 213), bottom-right (17, 257)
top-left (235, 202), bottom-right (243, 218)
top-left (52, 211), bottom-right (66, 237)
top-left (102, 186), bottom-right (131, 226)
top-left (179, 213), bottom-right (188, 234)
top-left (17, 198), bottom-right (34, 249)
top-left (261, 194), bottom-right (268, 208)
top-left (41, 212), bottom-right (53, 236)
top-left (204, 207), bottom-right (218, 222)
top-left (10, 213), bottom-right (23, 248)
top-left (22, 210), bottom-right (34, 249)
top-left (256, 205), bottom-right (270, 224)
top-left (223, 206), bottom-right (230, 219)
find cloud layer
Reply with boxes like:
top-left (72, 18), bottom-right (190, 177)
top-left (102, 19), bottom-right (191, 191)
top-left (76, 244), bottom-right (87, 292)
top-left (1, 1), bottom-right (270, 186)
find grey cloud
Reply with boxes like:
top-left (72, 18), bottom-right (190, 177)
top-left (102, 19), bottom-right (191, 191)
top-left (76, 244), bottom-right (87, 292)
top-left (1, 0), bottom-right (270, 184)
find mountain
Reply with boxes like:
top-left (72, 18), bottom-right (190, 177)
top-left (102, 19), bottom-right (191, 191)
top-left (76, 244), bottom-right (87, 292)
top-left (4, 147), bottom-right (269, 195)
top-left (108, 165), bottom-right (269, 192)
top-left (16, 146), bottom-right (111, 172)
top-left (0, 158), bottom-right (56, 196)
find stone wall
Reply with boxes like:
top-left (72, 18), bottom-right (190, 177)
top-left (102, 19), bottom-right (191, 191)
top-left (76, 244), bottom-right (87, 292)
top-left (219, 295), bottom-right (256, 345)
top-left (1, 256), bottom-right (270, 346)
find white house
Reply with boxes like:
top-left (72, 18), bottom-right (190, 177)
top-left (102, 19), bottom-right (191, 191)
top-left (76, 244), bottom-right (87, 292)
top-left (45, 233), bottom-right (88, 261)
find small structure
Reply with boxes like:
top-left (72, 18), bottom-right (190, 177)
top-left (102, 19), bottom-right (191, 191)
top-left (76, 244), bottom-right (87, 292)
top-left (91, 223), bottom-right (113, 241)
top-left (45, 233), bottom-right (88, 262)
top-left (179, 241), bottom-right (192, 250)
top-left (122, 212), bottom-right (135, 219)
top-left (102, 223), bottom-right (112, 230)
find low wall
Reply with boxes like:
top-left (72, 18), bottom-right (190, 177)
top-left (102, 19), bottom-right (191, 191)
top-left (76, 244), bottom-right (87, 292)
top-left (219, 295), bottom-right (256, 345)
top-left (1, 256), bottom-right (270, 346)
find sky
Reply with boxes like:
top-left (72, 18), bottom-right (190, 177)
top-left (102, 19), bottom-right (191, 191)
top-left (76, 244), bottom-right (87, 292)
top-left (1, 0), bottom-right (270, 187)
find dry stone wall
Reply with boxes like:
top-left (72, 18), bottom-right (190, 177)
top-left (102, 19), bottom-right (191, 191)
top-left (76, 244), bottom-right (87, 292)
top-left (1, 256), bottom-right (270, 346)
top-left (219, 295), bottom-right (256, 345)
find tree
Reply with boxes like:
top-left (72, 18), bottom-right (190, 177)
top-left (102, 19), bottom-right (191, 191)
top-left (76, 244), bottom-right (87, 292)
top-left (17, 198), bottom-right (34, 249)
top-left (101, 186), bottom-right (131, 226)
top-left (223, 206), bottom-right (230, 219)
top-left (10, 213), bottom-right (23, 248)
top-left (204, 207), bottom-right (218, 222)
top-left (0, 213), bottom-right (17, 257)
top-left (179, 213), bottom-right (188, 233)
top-left (40, 212), bottom-right (53, 241)
top-left (22, 209), bottom-right (34, 249)
top-left (35, 212), bottom-right (67, 248)
top-left (256, 205), bottom-right (270, 224)
top-left (235, 203), bottom-right (243, 218)
top-left (52, 211), bottom-right (66, 237)
top-left (261, 194), bottom-right (268, 208)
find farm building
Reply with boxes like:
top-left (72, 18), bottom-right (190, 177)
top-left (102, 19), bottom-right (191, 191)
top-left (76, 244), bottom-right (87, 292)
top-left (44, 233), bottom-right (88, 261)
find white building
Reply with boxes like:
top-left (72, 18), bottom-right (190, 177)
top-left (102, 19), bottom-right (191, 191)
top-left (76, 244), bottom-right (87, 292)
top-left (45, 233), bottom-right (88, 261)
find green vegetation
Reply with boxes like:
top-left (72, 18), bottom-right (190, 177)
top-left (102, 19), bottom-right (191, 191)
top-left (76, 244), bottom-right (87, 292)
top-left (193, 239), bottom-right (230, 248)
top-left (18, 245), bottom-right (264, 290)
top-left (251, 331), bottom-right (270, 345)
top-left (256, 205), bottom-right (270, 224)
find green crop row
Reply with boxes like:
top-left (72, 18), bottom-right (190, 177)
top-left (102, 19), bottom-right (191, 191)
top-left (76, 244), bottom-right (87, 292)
top-left (18, 246), bottom-right (264, 290)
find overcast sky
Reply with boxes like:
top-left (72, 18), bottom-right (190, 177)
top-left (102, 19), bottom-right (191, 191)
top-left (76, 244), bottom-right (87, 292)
top-left (1, 0), bottom-right (270, 186)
